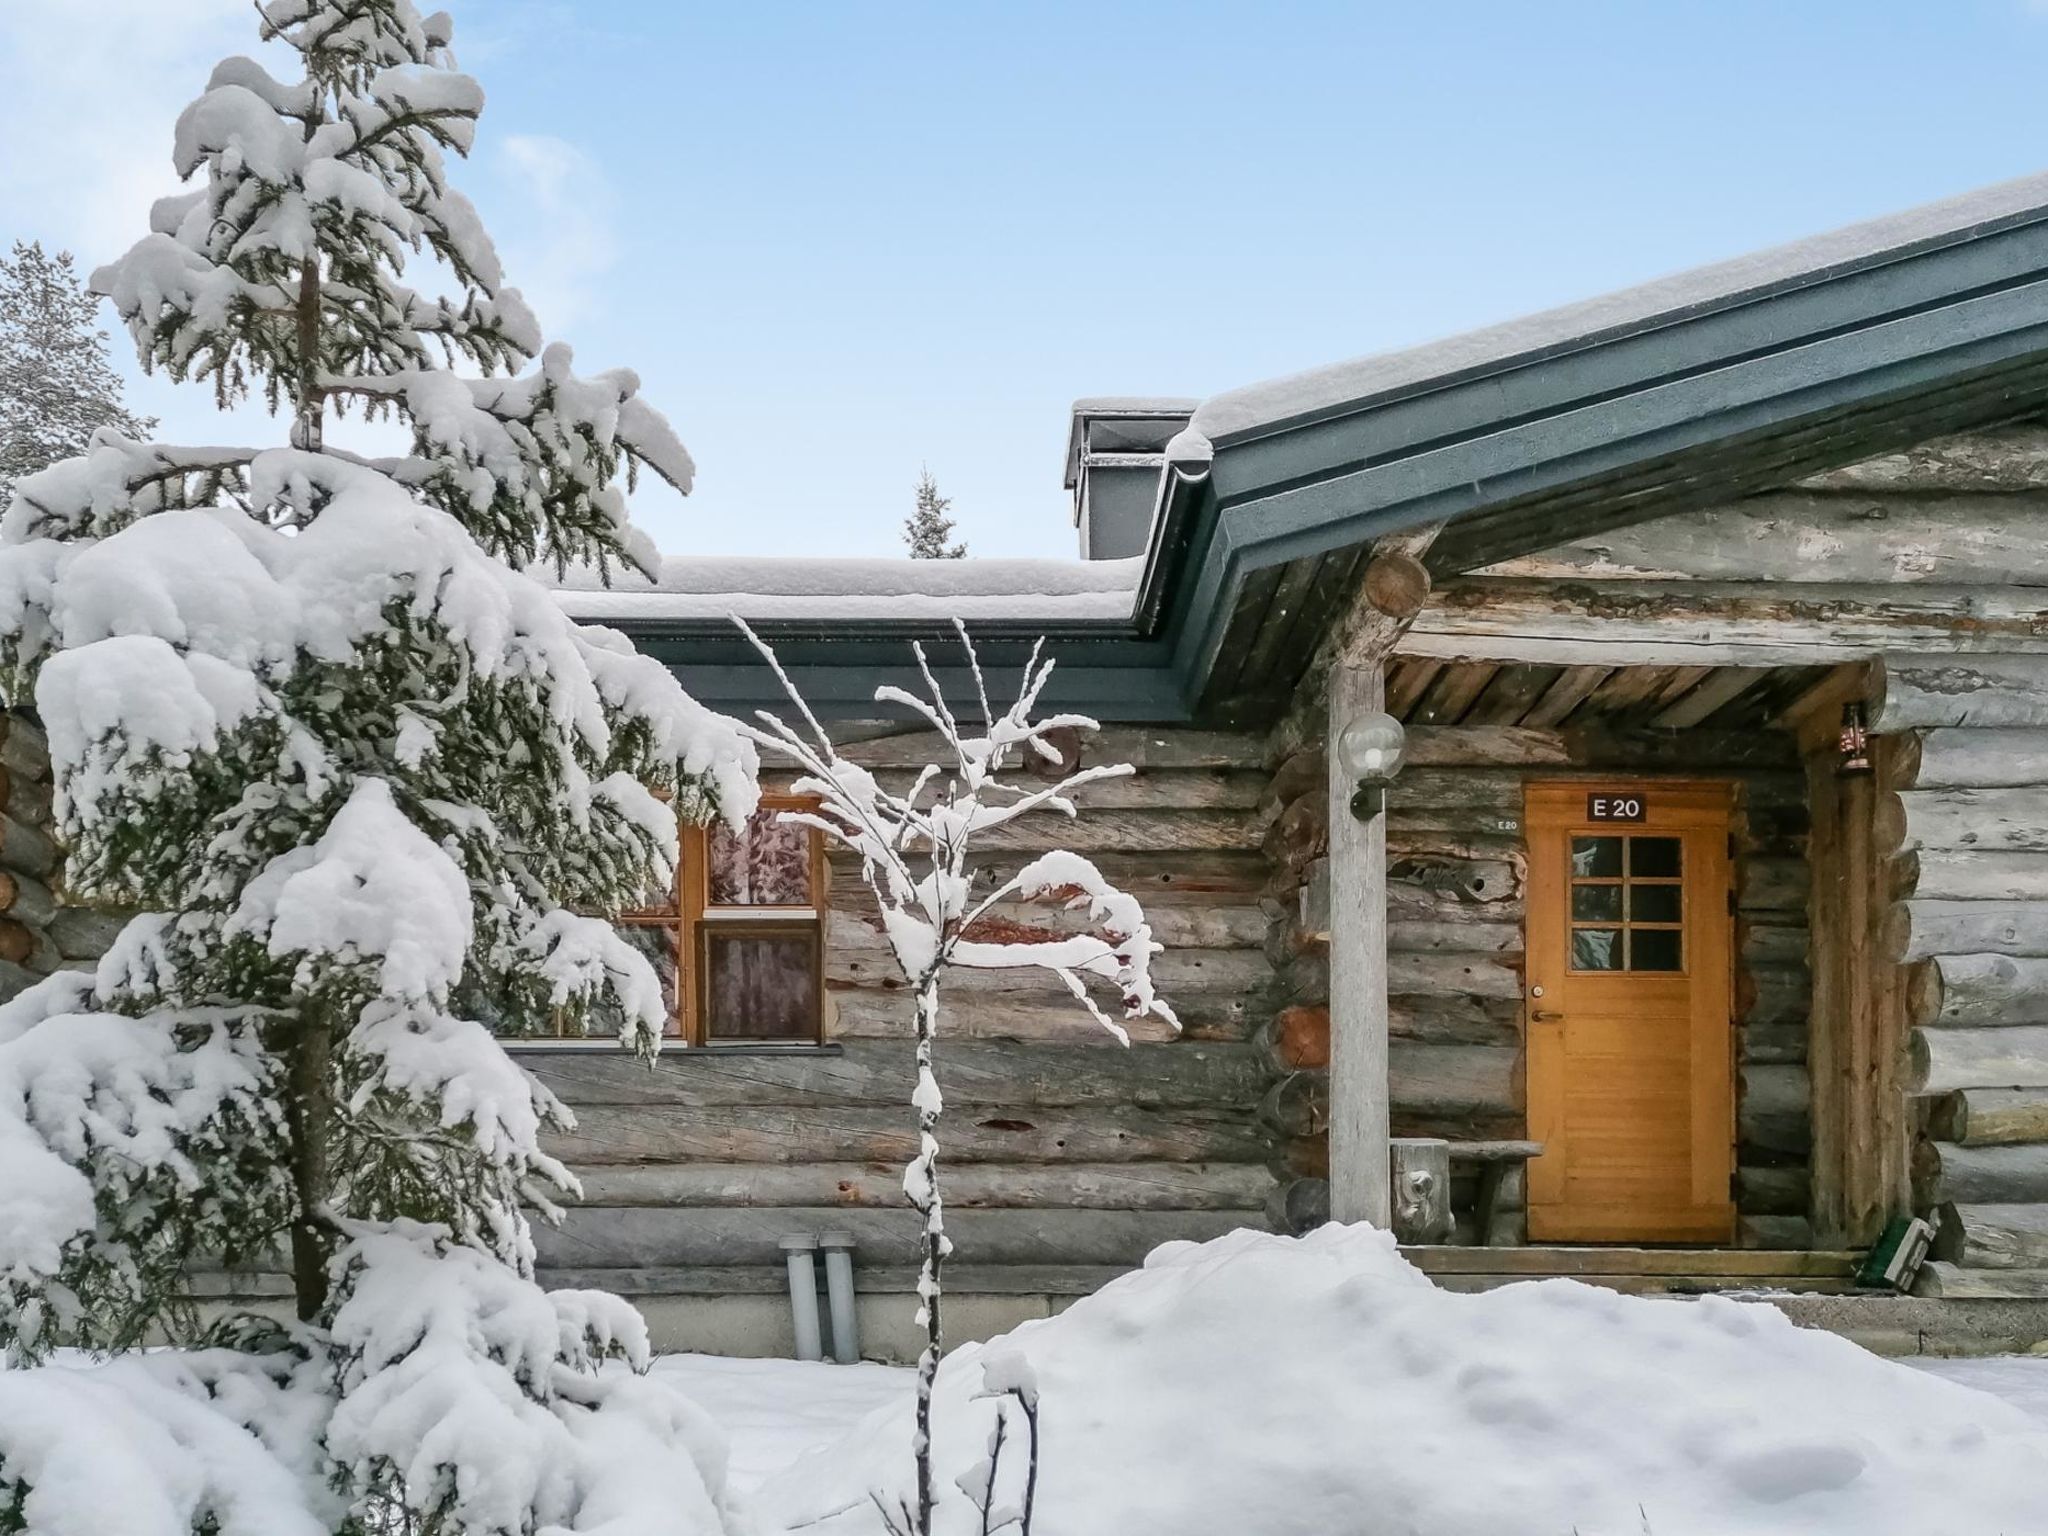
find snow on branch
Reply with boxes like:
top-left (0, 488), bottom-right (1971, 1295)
top-left (736, 616), bottom-right (1173, 1536)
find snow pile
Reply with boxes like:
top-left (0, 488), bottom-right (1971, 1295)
top-left (765, 1224), bottom-right (2048, 1536)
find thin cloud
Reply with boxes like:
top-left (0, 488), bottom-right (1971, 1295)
top-left (496, 133), bottom-right (619, 342)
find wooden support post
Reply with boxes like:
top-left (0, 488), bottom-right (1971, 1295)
top-left (1329, 659), bottom-right (1391, 1225)
top-left (1325, 529), bottom-right (1439, 1228)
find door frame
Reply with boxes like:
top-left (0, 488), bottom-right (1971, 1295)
top-left (1522, 779), bottom-right (1738, 1245)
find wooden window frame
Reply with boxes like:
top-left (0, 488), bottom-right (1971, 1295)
top-left (680, 793), bottom-right (828, 1046)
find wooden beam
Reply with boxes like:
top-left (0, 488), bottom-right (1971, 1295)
top-left (1327, 526), bottom-right (1442, 1228)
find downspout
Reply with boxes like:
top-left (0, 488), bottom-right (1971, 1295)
top-left (779, 1234), bottom-right (824, 1362)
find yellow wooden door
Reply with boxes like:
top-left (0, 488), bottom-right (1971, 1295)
top-left (1524, 782), bottom-right (1736, 1244)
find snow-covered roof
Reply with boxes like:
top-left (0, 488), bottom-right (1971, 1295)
top-left (1195, 169), bottom-right (2048, 445)
top-left (551, 555), bottom-right (1142, 624)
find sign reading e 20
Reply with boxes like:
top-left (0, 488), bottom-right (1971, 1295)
top-left (1586, 792), bottom-right (1647, 822)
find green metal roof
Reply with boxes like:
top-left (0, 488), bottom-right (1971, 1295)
top-left (616, 171), bottom-right (2048, 725)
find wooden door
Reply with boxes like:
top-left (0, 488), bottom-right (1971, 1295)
top-left (1524, 783), bottom-right (1736, 1244)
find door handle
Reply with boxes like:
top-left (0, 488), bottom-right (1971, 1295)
top-left (1531, 1010), bottom-right (1564, 1022)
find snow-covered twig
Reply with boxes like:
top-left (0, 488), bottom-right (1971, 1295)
top-left (737, 619), bottom-right (1174, 1536)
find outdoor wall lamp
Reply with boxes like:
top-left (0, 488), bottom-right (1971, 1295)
top-left (1337, 711), bottom-right (1408, 821)
top-left (1837, 701), bottom-right (1872, 778)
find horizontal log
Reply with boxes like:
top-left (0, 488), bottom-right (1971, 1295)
top-left (1387, 950), bottom-right (1522, 999)
top-left (1735, 1165), bottom-right (1809, 1217)
top-left (1896, 728), bottom-right (2048, 790)
top-left (46, 905), bottom-right (126, 962)
top-left (827, 903), bottom-right (1267, 955)
top-left (1414, 581), bottom-right (2048, 666)
top-left (1739, 965), bottom-right (1808, 1029)
top-left (886, 809), bottom-right (1262, 854)
top-left (1258, 1045), bottom-right (1520, 1136)
top-left (1389, 993), bottom-right (1522, 1049)
top-left (1871, 655), bottom-right (2048, 733)
top-left (1486, 490), bottom-right (2048, 584)
top-left (1934, 1201), bottom-right (2048, 1269)
top-left (828, 945), bottom-right (1271, 996)
top-left (569, 1160), bottom-right (1278, 1211)
top-left (1914, 1261), bottom-right (2048, 1300)
top-left (1392, 1042), bottom-right (1520, 1118)
top-left (1738, 858), bottom-right (1809, 914)
top-left (1386, 920), bottom-right (1521, 955)
top-left (0, 721), bottom-right (48, 783)
top-left (1907, 1024), bottom-right (2048, 1093)
top-left (831, 850), bottom-right (1272, 905)
top-left (864, 767), bottom-right (1266, 811)
top-left (828, 726), bottom-right (1265, 772)
top-left (1928, 1087), bottom-right (2048, 1147)
top-left (1878, 787), bottom-right (2048, 856)
top-left (1909, 953), bottom-right (2048, 1028)
top-left (546, 1103), bottom-right (1273, 1166)
top-left (1740, 1019), bottom-right (1809, 1066)
top-left (0, 957), bottom-right (39, 1004)
top-left (1800, 429), bottom-right (2048, 493)
top-left (1913, 1140), bottom-right (2048, 1208)
top-left (522, 1263), bottom-right (1135, 1299)
top-left (1741, 923), bottom-right (1810, 968)
top-left (1738, 1064), bottom-right (1811, 1160)
top-left (532, 1039), bottom-right (1267, 1110)
top-left (1398, 723), bottom-right (1797, 771)
top-left (535, 1205), bottom-right (1266, 1270)
top-left (1738, 1215), bottom-right (1814, 1251)
top-left (1886, 900), bottom-right (2048, 963)
top-left (1903, 851), bottom-right (2048, 902)
top-left (1383, 853), bottom-right (1521, 911)
top-left (827, 991), bottom-right (1204, 1043)
top-left (0, 813), bottom-right (56, 879)
top-left (0, 870), bottom-right (57, 928)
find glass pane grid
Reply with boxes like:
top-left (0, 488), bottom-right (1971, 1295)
top-left (1568, 834), bottom-right (1684, 974)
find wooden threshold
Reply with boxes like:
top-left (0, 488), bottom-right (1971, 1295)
top-left (1400, 1245), bottom-right (1858, 1282)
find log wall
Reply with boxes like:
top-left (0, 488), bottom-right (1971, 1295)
top-left (537, 725), bottom-right (1282, 1296)
top-left (1259, 721), bottom-right (1812, 1247)
top-left (0, 712), bottom-right (79, 1004)
top-left (1874, 657), bottom-right (2048, 1280)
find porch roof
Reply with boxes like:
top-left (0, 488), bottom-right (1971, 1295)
top-left (605, 171), bottom-right (2048, 724)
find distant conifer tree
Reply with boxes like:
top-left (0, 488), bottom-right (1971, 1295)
top-left (904, 466), bottom-right (966, 558)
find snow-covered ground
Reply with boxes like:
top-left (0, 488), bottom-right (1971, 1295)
top-left (657, 1228), bottom-right (2048, 1536)
top-left (660, 1349), bottom-right (2048, 1499)
top-left (653, 1354), bottom-right (910, 1493)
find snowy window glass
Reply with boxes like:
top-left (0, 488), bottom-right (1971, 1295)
top-left (693, 798), bottom-right (824, 1043)
top-left (530, 797), bottom-right (824, 1043)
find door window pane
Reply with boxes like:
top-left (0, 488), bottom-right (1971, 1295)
top-left (1571, 928), bottom-right (1623, 971)
top-left (1629, 837), bottom-right (1682, 879)
top-left (1572, 885), bottom-right (1623, 922)
top-left (1629, 884), bottom-right (1683, 924)
top-left (1630, 928), bottom-right (1684, 972)
top-left (1571, 837), bottom-right (1623, 878)
top-left (701, 925), bottom-right (821, 1040)
top-left (709, 810), bottom-right (814, 907)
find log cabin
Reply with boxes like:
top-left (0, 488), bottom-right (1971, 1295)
top-left (15, 172), bottom-right (2048, 1357)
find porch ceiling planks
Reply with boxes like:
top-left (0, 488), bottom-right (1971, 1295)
top-left (1383, 655), bottom-right (1819, 735)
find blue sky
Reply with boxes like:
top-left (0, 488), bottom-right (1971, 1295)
top-left (4, 1), bottom-right (2047, 559)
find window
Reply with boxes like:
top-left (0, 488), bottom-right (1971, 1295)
top-left (542, 795), bottom-right (826, 1044)
top-left (1567, 834), bottom-right (1684, 974)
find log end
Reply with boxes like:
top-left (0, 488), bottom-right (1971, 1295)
top-left (1906, 959), bottom-right (1942, 1029)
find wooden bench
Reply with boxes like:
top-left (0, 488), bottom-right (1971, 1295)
top-left (1448, 1140), bottom-right (1544, 1245)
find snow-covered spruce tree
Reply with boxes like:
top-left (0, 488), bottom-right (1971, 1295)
top-left (904, 466), bottom-right (965, 559)
top-left (0, 4), bottom-right (756, 1533)
top-left (0, 241), bottom-right (157, 506)
top-left (739, 619), bottom-right (1173, 1536)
